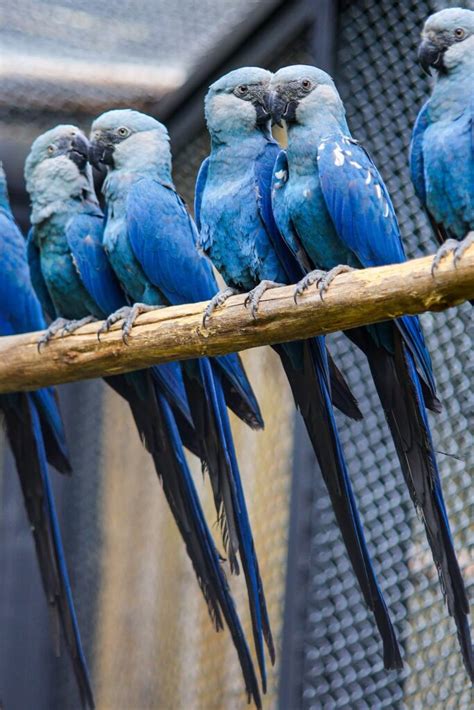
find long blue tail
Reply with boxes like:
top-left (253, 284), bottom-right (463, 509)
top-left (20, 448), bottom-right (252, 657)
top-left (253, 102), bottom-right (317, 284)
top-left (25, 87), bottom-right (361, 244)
top-left (2, 392), bottom-right (94, 708)
top-left (274, 339), bottom-right (403, 670)
top-left (357, 328), bottom-right (473, 681)
top-left (194, 358), bottom-right (274, 692)
top-left (107, 371), bottom-right (262, 706)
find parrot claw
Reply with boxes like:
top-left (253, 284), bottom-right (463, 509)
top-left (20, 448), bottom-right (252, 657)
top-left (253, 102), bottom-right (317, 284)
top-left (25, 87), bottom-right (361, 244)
top-left (97, 306), bottom-right (132, 341)
top-left (37, 317), bottom-right (70, 351)
top-left (121, 303), bottom-right (161, 344)
top-left (293, 270), bottom-right (326, 303)
top-left (202, 287), bottom-right (240, 327)
top-left (244, 280), bottom-right (285, 319)
top-left (453, 231), bottom-right (474, 268)
top-left (97, 304), bottom-right (160, 343)
top-left (316, 264), bottom-right (355, 300)
top-left (431, 239), bottom-right (461, 275)
top-left (61, 315), bottom-right (97, 336)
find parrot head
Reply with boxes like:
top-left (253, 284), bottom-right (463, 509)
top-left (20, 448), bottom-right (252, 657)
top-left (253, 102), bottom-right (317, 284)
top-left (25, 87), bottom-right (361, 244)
top-left (24, 125), bottom-right (94, 209)
top-left (205, 67), bottom-right (273, 138)
top-left (418, 8), bottom-right (474, 74)
top-left (270, 65), bottom-right (343, 128)
top-left (89, 109), bottom-right (171, 177)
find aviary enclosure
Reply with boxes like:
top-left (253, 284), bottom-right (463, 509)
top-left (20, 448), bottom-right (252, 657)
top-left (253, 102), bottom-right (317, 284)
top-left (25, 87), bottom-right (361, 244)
top-left (0, 1), bottom-right (472, 709)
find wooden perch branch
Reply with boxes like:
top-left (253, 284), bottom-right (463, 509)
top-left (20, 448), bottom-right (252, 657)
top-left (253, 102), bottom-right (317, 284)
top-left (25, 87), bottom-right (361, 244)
top-left (0, 245), bottom-right (473, 394)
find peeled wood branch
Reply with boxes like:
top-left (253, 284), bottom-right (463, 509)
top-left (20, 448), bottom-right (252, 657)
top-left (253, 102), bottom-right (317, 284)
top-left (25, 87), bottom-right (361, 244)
top-left (0, 245), bottom-right (473, 394)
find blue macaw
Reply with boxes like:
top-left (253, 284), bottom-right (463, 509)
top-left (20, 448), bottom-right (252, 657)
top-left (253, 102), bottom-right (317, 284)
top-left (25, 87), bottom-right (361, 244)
top-left (88, 111), bottom-right (273, 692)
top-left (88, 110), bottom-right (273, 691)
top-left (0, 163), bottom-right (94, 708)
top-left (24, 126), bottom-right (262, 707)
top-left (410, 7), bottom-right (474, 271)
top-left (195, 66), bottom-right (402, 671)
top-left (270, 64), bottom-right (473, 681)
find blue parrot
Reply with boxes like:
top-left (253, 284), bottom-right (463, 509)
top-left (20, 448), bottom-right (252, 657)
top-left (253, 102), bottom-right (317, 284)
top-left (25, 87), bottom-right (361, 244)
top-left (270, 64), bottom-right (473, 681)
top-left (0, 163), bottom-right (94, 708)
top-left (88, 111), bottom-right (274, 691)
top-left (24, 126), bottom-right (262, 707)
top-left (410, 7), bottom-right (474, 272)
top-left (195, 66), bottom-right (402, 671)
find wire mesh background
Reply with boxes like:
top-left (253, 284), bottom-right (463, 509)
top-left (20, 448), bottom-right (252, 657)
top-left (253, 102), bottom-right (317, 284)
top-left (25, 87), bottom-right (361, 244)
top-left (281, 1), bottom-right (473, 708)
top-left (0, 0), bottom-right (472, 709)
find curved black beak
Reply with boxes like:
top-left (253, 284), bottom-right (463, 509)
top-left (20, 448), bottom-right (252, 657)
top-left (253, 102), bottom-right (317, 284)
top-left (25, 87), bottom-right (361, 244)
top-left (418, 38), bottom-right (445, 75)
top-left (270, 91), bottom-right (297, 128)
top-left (254, 93), bottom-right (272, 126)
top-left (88, 137), bottom-right (114, 170)
top-left (67, 133), bottom-right (90, 171)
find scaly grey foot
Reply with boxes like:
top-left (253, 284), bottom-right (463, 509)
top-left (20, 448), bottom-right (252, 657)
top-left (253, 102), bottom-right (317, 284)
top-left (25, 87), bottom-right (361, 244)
top-left (61, 315), bottom-right (97, 336)
top-left (244, 280), bottom-right (285, 319)
top-left (293, 270), bottom-right (326, 303)
top-left (202, 287), bottom-right (240, 327)
top-left (122, 303), bottom-right (161, 344)
top-left (38, 317), bottom-right (69, 351)
top-left (431, 239), bottom-right (459, 275)
top-left (453, 231), bottom-right (474, 267)
top-left (317, 264), bottom-right (355, 300)
top-left (97, 304), bottom-right (160, 343)
top-left (97, 306), bottom-right (132, 341)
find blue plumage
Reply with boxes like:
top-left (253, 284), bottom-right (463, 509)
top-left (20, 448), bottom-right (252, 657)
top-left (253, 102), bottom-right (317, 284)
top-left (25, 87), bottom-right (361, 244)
top-left (197, 67), bottom-right (402, 670)
top-left (271, 64), bottom-right (473, 680)
top-left (0, 165), bottom-right (94, 708)
top-left (24, 125), bottom-right (263, 707)
top-left (90, 109), bottom-right (272, 696)
top-left (410, 8), bottom-right (473, 255)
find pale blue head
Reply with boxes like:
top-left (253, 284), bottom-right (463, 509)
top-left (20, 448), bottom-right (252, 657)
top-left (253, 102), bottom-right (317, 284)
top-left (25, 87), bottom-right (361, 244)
top-left (90, 109), bottom-right (171, 179)
top-left (0, 162), bottom-right (11, 213)
top-left (24, 125), bottom-right (96, 221)
top-left (418, 8), bottom-right (474, 73)
top-left (205, 67), bottom-right (273, 140)
top-left (270, 65), bottom-right (344, 128)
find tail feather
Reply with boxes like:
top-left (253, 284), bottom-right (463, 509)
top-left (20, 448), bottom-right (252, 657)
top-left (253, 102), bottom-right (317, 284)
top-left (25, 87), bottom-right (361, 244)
top-left (274, 340), bottom-right (403, 670)
top-left (357, 328), bottom-right (473, 681)
top-left (108, 371), bottom-right (262, 707)
top-left (191, 358), bottom-right (274, 691)
top-left (2, 392), bottom-right (94, 708)
top-left (216, 353), bottom-right (264, 430)
top-left (33, 387), bottom-right (72, 475)
top-left (326, 347), bottom-right (363, 421)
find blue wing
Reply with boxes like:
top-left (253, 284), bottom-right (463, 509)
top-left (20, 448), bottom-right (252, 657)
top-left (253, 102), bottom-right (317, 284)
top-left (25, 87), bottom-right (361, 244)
top-left (194, 156), bottom-right (210, 231)
top-left (26, 227), bottom-right (57, 320)
top-left (409, 101), bottom-right (430, 206)
top-left (127, 177), bottom-right (217, 305)
top-left (0, 212), bottom-right (48, 335)
top-left (66, 212), bottom-right (125, 316)
top-left (317, 137), bottom-right (436, 393)
top-left (128, 177), bottom-right (263, 427)
top-left (421, 102), bottom-right (473, 241)
top-left (66, 211), bottom-right (193, 424)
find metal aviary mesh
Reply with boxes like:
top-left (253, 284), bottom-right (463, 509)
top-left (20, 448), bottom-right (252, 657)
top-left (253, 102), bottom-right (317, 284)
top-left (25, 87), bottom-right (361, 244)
top-left (281, 1), bottom-right (473, 708)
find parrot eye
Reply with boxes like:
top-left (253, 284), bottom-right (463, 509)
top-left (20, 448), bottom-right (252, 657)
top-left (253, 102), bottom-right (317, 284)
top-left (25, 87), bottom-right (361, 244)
top-left (47, 145), bottom-right (55, 154)
top-left (301, 79), bottom-right (312, 92)
top-left (117, 126), bottom-right (130, 137)
top-left (454, 28), bottom-right (465, 40)
top-left (235, 84), bottom-right (249, 97)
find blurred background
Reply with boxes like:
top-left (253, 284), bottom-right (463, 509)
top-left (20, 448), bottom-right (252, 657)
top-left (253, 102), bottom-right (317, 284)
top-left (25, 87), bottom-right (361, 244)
top-left (0, 0), bottom-right (472, 708)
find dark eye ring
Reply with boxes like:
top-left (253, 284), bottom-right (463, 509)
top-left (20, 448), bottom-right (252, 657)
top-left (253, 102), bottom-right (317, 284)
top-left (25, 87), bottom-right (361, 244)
top-left (47, 145), bottom-right (55, 154)
top-left (301, 79), bottom-right (312, 91)
top-left (454, 28), bottom-right (465, 40)
top-left (117, 126), bottom-right (129, 137)
top-left (237, 84), bottom-right (248, 95)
